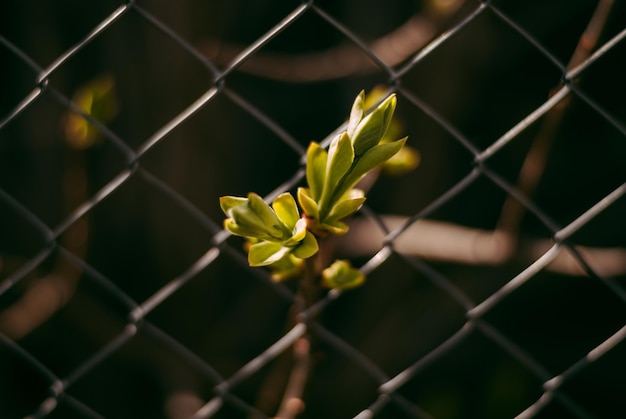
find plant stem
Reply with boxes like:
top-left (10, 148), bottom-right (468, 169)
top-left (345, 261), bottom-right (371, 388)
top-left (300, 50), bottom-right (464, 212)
top-left (274, 337), bottom-right (311, 419)
top-left (274, 253), bottom-right (320, 418)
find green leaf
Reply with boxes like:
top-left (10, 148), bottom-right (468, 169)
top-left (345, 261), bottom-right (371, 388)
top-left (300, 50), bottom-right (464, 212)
top-left (316, 219), bottom-right (349, 236)
top-left (297, 188), bottom-right (319, 220)
top-left (326, 195), bottom-right (366, 222)
top-left (226, 193), bottom-right (284, 240)
top-left (292, 231), bottom-right (319, 259)
top-left (305, 142), bottom-right (327, 201)
top-left (219, 196), bottom-right (247, 215)
top-left (319, 132), bottom-right (354, 214)
top-left (321, 259), bottom-right (365, 290)
top-left (285, 218), bottom-right (307, 245)
top-left (224, 218), bottom-right (262, 239)
top-left (341, 188), bottom-right (367, 200)
top-left (249, 241), bottom-right (290, 266)
top-left (378, 94), bottom-right (397, 137)
top-left (268, 254), bottom-right (304, 282)
top-left (246, 192), bottom-right (286, 239)
top-left (347, 90), bottom-right (365, 139)
top-left (272, 193), bottom-right (300, 228)
top-left (339, 137), bottom-right (407, 197)
top-left (351, 115), bottom-right (383, 157)
top-left (327, 132), bottom-right (354, 183)
top-left (351, 94), bottom-right (396, 156)
top-left (226, 207), bottom-right (277, 241)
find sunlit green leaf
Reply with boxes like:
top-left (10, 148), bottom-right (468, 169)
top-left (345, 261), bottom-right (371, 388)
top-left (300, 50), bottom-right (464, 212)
top-left (297, 187), bottom-right (319, 220)
top-left (317, 219), bottom-right (349, 236)
top-left (339, 137), bottom-right (407, 197)
top-left (351, 115), bottom-right (383, 157)
top-left (247, 193), bottom-right (286, 239)
top-left (326, 132), bottom-right (354, 183)
top-left (347, 90), bottom-right (365, 139)
top-left (225, 210), bottom-right (270, 240)
top-left (292, 231), bottom-right (319, 259)
top-left (224, 218), bottom-right (259, 238)
top-left (341, 188), bottom-right (367, 200)
top-left (363, 86), bottom-right (388, 109)
top-left (351, 95), bottom-right (396, 156)
top-left (378, 94), bottom-right (397, 137)
top-left (286, 218), bottom-right (307, 245)
top-left (249, 241), bottom-right (290, 266)
top-left (326, 195), bottom-right (366, 222)
top-left (320, 132), bottom-right (354, 213)
top-left (273, 193), bottom-right (300, 228)
top-left (219, 195), bottom-right (248, 214)
top-left (305, 142), bottom-right (328, 201)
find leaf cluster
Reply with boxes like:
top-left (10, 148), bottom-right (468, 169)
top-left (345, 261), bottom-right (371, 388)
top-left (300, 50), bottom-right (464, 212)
top-left (220, 90), bottom-right (408, 289)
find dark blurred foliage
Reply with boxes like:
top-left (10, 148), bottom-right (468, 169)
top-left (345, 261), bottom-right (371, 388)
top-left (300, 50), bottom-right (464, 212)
top-left (1, 0), bottom-right (625, 418)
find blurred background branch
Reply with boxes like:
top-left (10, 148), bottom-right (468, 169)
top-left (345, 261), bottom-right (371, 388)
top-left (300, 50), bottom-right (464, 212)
top-left (197, 0), bottom-right (467, 82)
top-left (338, 215), bottom-right (626, 277)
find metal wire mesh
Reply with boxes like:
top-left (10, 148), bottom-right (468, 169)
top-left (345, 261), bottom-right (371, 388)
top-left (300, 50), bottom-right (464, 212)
top-left (1, 0), bottom-right (626, 418)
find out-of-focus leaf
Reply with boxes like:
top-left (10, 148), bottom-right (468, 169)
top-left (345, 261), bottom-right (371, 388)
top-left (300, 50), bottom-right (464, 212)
top-left (321, 260), bottom-right (365, 290)
top-left (381, 145), bottom-right (420, 176)
top-left (63, 74), bottom-right (118, 149)
top-left (268, 254), bottom-right (304, 282)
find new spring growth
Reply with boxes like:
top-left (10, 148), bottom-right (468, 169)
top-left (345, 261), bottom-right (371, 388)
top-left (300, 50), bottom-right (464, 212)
top-left (298, 91), bottom-right (407, 236)
top-left (220, 192), bottom-right (318, 267)
top-left (220, 90), bottom-right (409, 288)
top-left (321, 260), bottom-right (365, 290)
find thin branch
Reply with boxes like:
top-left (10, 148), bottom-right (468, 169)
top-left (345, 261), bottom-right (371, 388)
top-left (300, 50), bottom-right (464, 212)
top-left (496, 0), bottom-right (616, 238)
top-left (272, 255), bottom-right (321, 418)
top-left (274, 337), bottom-right (310, 419)
top-left (253, 256), bottom-right (319, 419)
top-left (197, 1), bottom-right (467, 82)
top-left (337, 216), bottom-right (626, 277)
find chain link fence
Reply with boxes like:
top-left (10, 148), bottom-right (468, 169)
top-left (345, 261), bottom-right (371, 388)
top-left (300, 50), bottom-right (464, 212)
top-left (1, 0), bottom-right (626, 418)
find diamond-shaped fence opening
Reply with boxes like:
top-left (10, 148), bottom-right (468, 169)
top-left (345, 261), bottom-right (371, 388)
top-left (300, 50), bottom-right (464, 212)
top-left (1, 1), bottom-right (626, 418)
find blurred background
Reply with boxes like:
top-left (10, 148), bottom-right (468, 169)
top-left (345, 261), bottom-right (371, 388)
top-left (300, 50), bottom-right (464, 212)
top-left (1, 0), bottom-right (626, 418)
